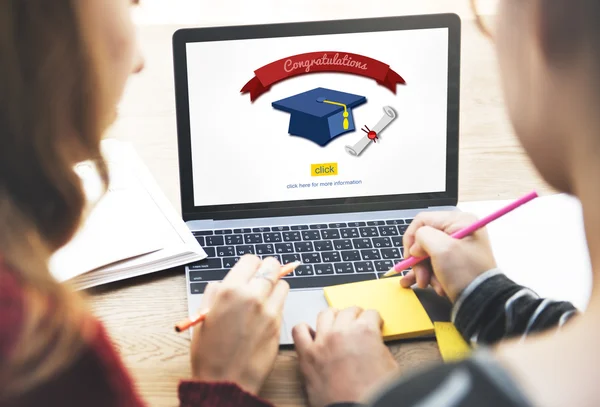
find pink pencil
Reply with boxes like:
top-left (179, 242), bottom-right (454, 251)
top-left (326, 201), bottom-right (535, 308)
top-left (383, 191), bottom-right (539, 278)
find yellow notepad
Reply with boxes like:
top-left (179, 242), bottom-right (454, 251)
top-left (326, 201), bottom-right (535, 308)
top-left (434, 322), bottom-right (471, 362)
top-left (323, 277), bottom-right (434, 341)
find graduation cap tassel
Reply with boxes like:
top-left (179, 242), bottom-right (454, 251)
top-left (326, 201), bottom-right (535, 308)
top-left (323, 100), bottom-right (349, 130)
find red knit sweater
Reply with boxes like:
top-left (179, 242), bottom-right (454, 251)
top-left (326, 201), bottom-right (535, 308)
top-left (0, 259), bottom-right (272, 407)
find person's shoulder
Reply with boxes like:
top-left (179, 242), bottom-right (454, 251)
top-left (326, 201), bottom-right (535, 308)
top-left (0, 257), bottom-right (26, 358)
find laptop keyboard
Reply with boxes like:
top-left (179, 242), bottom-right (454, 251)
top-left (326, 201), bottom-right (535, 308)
top-left (188, 219), bottom-right (413, 294)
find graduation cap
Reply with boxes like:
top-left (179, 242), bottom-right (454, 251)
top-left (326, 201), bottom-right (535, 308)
top-left (272, 87), bottom-right (367, 147)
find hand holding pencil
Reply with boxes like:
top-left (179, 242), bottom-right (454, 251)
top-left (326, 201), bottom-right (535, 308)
top-left (393, 192), bottom-right (537, 302)
top-left (185, 255), bottom-right (298, 396)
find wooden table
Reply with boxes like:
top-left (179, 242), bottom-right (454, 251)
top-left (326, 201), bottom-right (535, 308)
top-left (92, 8), bottom-right (554, 406)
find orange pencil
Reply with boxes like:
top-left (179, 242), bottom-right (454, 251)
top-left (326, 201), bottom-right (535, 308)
top-left (174, 261), bottom-right (302, 333)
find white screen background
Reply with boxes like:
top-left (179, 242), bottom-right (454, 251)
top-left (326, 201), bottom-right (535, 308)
top-left (186, 28), bottom-right (449, 207)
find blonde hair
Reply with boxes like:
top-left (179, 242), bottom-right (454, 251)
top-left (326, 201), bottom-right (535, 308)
top-left (0, 0), bottom-right (110, 398)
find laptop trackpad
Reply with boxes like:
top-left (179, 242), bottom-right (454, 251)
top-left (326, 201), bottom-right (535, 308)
top-left (280, 289), bottom-right (329, 345)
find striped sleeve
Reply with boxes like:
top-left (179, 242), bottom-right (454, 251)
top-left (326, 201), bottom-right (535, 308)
top-left (451, 269), bottom-right (578, 345)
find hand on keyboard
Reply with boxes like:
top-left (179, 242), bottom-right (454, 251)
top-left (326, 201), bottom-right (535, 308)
top-left (400, 211), bottom-right (497, 302)
top-left (190, 255), bottom-right (290, 396)
top-left (292, 307), bottom-right (397, 407)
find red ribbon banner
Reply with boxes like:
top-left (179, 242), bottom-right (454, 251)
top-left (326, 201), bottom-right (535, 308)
top-left (241, 51), bottom-right (406, 102)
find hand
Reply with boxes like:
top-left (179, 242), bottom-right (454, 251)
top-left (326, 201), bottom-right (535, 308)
top-left (400, 211), bottom-right (497, 302)
top-left (292, 307), bottom-right (398, 407)
top-left (190, 255), bottom-right (289, 395)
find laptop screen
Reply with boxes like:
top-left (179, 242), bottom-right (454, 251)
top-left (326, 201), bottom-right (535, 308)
top-left (184, 27), bottom-right (449, 208)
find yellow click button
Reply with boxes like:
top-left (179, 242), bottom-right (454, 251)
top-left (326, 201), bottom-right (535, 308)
top-left (311, 162), bottom-right (338, 177)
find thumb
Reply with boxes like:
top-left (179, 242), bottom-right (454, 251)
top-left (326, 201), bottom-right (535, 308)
top-left (411, 226), bottom-right (454, 258)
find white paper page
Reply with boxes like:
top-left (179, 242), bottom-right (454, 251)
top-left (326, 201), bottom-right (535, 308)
top-left (458, 194), bottom-right (593, 311)
top-left (49, 146), bottom-right (167, 282)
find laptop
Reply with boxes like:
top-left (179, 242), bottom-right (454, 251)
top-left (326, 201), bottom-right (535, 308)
top-left (172, 14), bottom-right (461, 344)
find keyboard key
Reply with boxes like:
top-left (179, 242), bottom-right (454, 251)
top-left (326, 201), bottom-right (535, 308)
top-left (195, 236), bottom-right (205, 246)
top-left (374, 260), bottom-right (394, 271)
top-left (309, 224), bottom-right (328, 229)
top-left (291, 225), bottom-right (309, 230)
top-left (282, 253), bottom-right (301, 264)
top-left (233, 228), bottom-right (251, 233)
top-left (341, 250), bottom-right (360, 261)
top-left (275, 243), bottom-right (294, 254)
top-left (203, 247), bottom-right (216, 257)
top-left (253, 227), bottom-right (270, 232)
top-left (367, 220), bottom-right (385, 226)
top-left (314, 240), bottom-right (333, 251)
top-left (334, 262), bottom-right (355, 274)
top-left (216, 246), bottom-right (235, 257)
top-left (222, 257), bottom-right (240, 268)
top-left (272, 226), bottom-right (290, 231)
top-left (283, 231), bottom-right (302, 241)
top-left (283, 273), bottom-right (375, 289)
top-left (205, 236), bottom-right (224, 246)
top-left (352, 238), bottom-right (372, 249)
top-left (398, 225), bottom-right (409, 234)
top-left (295, 265), bottom-right (314, 276)
top-left (359, 227), bottom-right (379, 237)
top-left (386, 219), bottom-right (405, 225)
top-left (347, 222), bottom-right (366, 227)
top-left (236, 245), bottom-right (255, 255)
top-left (301, 253), bottom-right (322, 264)
top-left (294, 242), bottom-right (314, 252)
top-left (328, 222), bottom-right (347, 228)
top-left (314, 264), bottom-right (334, 275)
top-left (244, 233), bottom-right (263, 244)
top-left (193, 230), bottom-right (213, 236)
top-left (406, 218), bottom-right (414, 224)
top-left (360, 249), bottom-right (381, 260)
top-left (381, 248), bottom-right (401, 259)
top-left (264, 232), bottom-right (282, 243)
top-left (355, 261), bottom-right (374, 273)
top-left (225, 235), bottom-right (243, 245)
top-left (333, 239), bottom-right (353, 250)
top-left (391, 236), bottom-right (403, 247)
top-left (190, 282), bottom-right (208, 294)
top-left (302, 230), bottom-right (321, 240)
top-left (214, 229), bottom-right (232, 235)
top-left (321, 251), bottom-right (341, 263)
top-left (321, 229), bottom-right (340, 239)
top-left (255, 244), bottom-right (274, 255)
top-left (378, 226), bottom-right (398, 236)
top-left (372, 237), bottom-right (392, 248)
top-left (340, 228), bottom-right (359, 238)
top-left (190, 269), bottom-right (228, 282)
top-left (189, 258), bottom-right (222, 270)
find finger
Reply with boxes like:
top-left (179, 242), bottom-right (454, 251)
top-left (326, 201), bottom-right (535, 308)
top-left (247, 257), bottom-right (282, 298)
top-left (316, 308), bottom-right (338, 336)
top-left (403, 211), bottom-right (475, 254)
top-left (430, 274), bottom-right (446, 297)
top-left (400, 270), bottom-right (416, 288)
top-left (264, 279), bottom-right (290, 315)
top-left (358, 309), bottom-right (384, 332)
top-left (198, 282), bottom-right (219, 310)
top-left (334, 306), bottom-right (362, 328)
top-left (414, 226), bottom-right (456, 258)
top-left (222, 254), bottom-right (262, 286)
top-left (292, 323), bottom-right (315, 355)
top-left (414, 264), bottom-right (431, 289)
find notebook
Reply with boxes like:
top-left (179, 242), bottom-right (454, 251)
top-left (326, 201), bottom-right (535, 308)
top-left (323, 276), bottom-right (434, 341)
top-left (49, 139), bottom-right (206, 290)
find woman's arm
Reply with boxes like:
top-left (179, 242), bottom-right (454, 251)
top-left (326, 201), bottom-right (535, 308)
top-left (452, 269), bottom-right (577, 345)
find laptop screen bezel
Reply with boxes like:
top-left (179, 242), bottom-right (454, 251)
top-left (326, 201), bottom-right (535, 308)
top-left (173, 14), bottom-right (461, 221)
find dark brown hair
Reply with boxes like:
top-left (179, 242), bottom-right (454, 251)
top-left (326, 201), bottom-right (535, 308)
top-left (0, 0), bottom-right (109, 398)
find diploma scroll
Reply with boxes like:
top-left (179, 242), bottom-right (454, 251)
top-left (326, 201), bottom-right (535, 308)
top-left (345, 106), bottom-right (397, 157)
